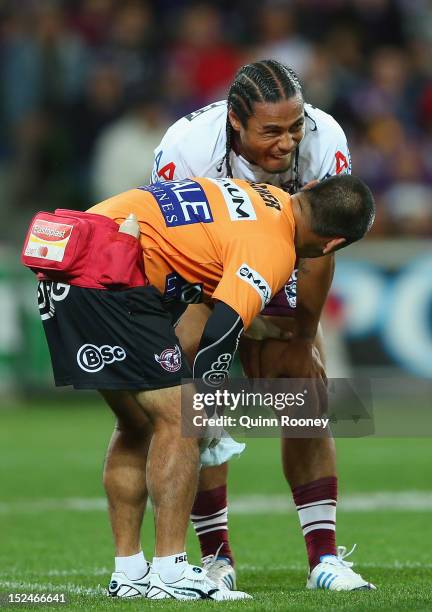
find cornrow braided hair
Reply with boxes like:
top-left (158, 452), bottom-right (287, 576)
top-left (224, 59), bottom-right (303, 178)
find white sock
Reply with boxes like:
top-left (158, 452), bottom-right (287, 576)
top-left (115, 550), bottom-right (148, 580)
top-left (152, 552), bottom-right (188, 583)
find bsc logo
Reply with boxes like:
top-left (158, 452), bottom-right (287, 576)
top-left (154, 345), bottom-right (182, 372)
top-left (77, 344), bottom-right (126, 373)
top-left (202, 353), bottom-right (232, 387)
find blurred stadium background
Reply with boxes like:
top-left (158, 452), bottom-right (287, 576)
top-left (1, 0), bottom-right (432, 391)
top-left (0, 0), bottom-right (431, 607)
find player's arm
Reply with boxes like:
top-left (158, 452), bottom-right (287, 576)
top-left (288, 118), bottom-right (349, 348)
top-left (295, 254), bottom-right (335, 341)
top-left (241, 256), bottom-right (333, 380)
top-left (248, 121), bottom-right (350, 378)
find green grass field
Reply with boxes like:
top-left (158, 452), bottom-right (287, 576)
top-left (1, 397), bottom-right (431, 610)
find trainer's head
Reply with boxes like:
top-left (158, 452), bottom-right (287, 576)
top-left (291, 175), bottom-right (375, 258)
top-left (225, 60), bottom-right (304, 176)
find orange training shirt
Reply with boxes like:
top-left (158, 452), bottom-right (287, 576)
top-left (88, 177), bottom-right (296, 328)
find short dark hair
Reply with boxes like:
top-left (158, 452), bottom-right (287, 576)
top-left (224, 60), bottom-right (303, 177)
top-left (303, 175), bottom-right (375, 244)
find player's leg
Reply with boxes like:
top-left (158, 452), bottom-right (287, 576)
top-left (176, 305), bottom-right (236, 588)
top-left (280, 327), bottom-right (339, 571)
top-left (268, 327), bottom-right (374, 589)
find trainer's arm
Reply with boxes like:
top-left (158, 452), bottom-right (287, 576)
top-left (193, 301), bottom-right (244, 384)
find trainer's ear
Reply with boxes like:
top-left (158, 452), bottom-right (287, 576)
top-left (228, 109), bottom-right (241, 132)
top-left (302, 179), bottom-right (319, 190)
top-left (323, 237), bottom-right (346, 254)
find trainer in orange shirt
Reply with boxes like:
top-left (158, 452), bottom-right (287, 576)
top-left (89, 177), bottom-right (297, 329)
top-left (32, 174), bottom-right (374, 601)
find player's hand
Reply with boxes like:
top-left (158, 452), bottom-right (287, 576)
top-left (258, 337), bottom-right (325, 380)
top-left (238, 336), bottom-right (263, 379)
top-left (258, 337), bottom-right (328, 415)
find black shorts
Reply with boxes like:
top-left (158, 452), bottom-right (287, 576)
top-left (38, 281), bottom-right (191, 390)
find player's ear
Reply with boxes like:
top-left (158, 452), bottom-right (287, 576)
top-left (322, 237), bottom-right (346, 254)
top-left (228, 109), bottom-right (242, 133)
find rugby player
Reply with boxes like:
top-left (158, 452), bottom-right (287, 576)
top-left (29, 175), bottom-right (373, 599)
top-left (138, 60), bottom-right (374, 592)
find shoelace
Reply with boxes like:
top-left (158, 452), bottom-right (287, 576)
top-left (202, 544), bottom-right (230, 574)
top-left (335, 543), bottom-right (357, 569)
top-left (202, 543), bottom-right (223, 565)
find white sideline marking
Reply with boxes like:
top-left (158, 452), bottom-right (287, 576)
top-left (1, 491), bottom-right (432, 515)
top-left (231, 491), bottom-right (432, 513)
top-left (0, 580), bottom-right (104, 596)
top-left (239, 561), bottom-right (432, 571)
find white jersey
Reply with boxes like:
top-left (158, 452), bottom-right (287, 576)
top-left (152, 100), bottom-right (351, 192)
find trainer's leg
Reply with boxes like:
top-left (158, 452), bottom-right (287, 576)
top-left (101, 390), bottom-right (152, 558)
top-left (176, 305), bottom-right (233, 563)
top-left (134, 384), bottom-right (200, 557)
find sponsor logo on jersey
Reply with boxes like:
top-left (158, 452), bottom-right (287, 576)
top-left (202, 353), bottom-right (232, 387)
top-left (236, 264), bottom-right (272, 308)
top-left (154, 345), bottom-right (182, 372)
top-left (139, 180), bottom-right (213, 228)
top-left (77, 344), bottom-right (127, 373)
top-left (25, 219), bottom-right (73, 262)
top-left (152, 150), bottom-right (176, 182)
top-left (249, 182), bottom-right (282, 210)
top-left (208, 178), bottom-right (256, 221)
top-left (335, 150), bottom-right (349, 174)
top-left (164, 272), bottom-right (203, 304)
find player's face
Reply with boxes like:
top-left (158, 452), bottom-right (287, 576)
top-left (230, 96), bottom-right (305, 174)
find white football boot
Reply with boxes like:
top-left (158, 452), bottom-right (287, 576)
top-left (146, 563), bottom-right (251, 600)
top-left (107, 563), bottom-right (151, 597)
top-left (202, 545), bottom-right (236, 590)
top-left (307, 545), bottom-right (376, 591)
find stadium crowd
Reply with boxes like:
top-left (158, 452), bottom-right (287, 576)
top-left (1, 0), bottom-right (432, 242)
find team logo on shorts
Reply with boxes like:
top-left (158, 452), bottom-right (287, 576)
top-left (154, 345), bottom-right (182, 372)
top-left (77, 344), bottom-right (127, 373)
